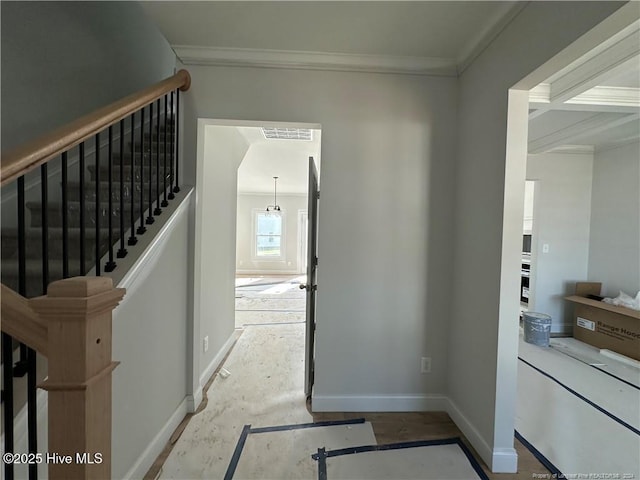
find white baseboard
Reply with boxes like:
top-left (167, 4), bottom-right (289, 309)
top-left (199, 330), bottom-right (241, 388)
top-left (491, 447), bottom-right (519, 473)
top-left (311, 393), bottom-right (449, 412)
top-left (123, 397), bottom-right (188, 480)
top-left (444, 398), bottom-right (517, 473)
top-left (186, 388), bottom-right (203, 414)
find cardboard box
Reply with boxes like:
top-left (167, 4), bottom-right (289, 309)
top-left (565, 282), bottom-right (640, 361)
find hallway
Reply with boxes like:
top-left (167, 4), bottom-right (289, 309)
top-left (147, 276), bottom-right (549, 479)
top-left (234, 275), bottom-right (307, 329)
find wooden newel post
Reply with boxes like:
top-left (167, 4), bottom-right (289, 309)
top-left (30, 277), bottom-right (125, 480)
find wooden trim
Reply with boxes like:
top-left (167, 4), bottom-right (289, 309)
top-left (0, 283), bottom-right (48, 356)
top-left (39, 362), bottom-right (120, 391)
top-left (30, 276), bottom-right (125, 480)
top-left (1, 69), bottom-right (191, 187)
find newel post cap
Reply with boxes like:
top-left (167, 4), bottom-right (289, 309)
top-left (30, 276), bottom-right (125, 319)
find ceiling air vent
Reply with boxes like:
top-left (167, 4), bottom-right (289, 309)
top-left (262, 127), bottom-right (312, 141)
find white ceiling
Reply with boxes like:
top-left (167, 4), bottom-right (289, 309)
top-left (141, 1), bottom-right (519, 71)
top-left (142, 1), bottom-right (516, 195)
top-left (236, 127), bottom-right (321, 195)
top-left (142, 2), bottom-right (639, 163)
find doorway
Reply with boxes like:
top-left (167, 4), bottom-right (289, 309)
top-left (193, 119), bottom-right (321, 411)
top-left (220, 121), bottom-right (322, 395)
top-left (502, 12), bottom-right (639, 477)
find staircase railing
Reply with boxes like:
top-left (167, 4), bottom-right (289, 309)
top-left (2, 278), bottom-right (125, 479)
top-left (0, 69), bottom-right (191, 479)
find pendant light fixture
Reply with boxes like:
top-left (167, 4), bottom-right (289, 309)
top-left (266, 176), bottom-right (281, 213)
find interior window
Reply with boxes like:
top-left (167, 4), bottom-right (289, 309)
top-left (256, 213), bottom-right (282, 257)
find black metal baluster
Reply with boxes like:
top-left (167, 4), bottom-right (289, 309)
top-left (117, 119), bottom-right (128, 257)
top-left (154, 98), bottom-right (162, 216)
top-left (17, 176), bottom-right (26, 296)
top-left (2, 332), bottom-right (15, 480)
top-left (14, 177), bottom-right (28, 378)
top-left (4, 175), bottom-right (27, 478)
top-left (62, 152), bottom-right (69, 278)
top-left (174, 89), bottom-right (181, 194)
top-left (137, 106), bottom-right (147, 235)
top-left (95, 133), bottom-right (101, 276)
top-left (79, 143), bottom-right (86, 275)
top-left (105, 127), bottom-right (116, 272)
top-left (146, 102), bottom-right (155, 225)
top-left (128, 113), bottom-right (138, 246)
top-left (27, 346), bottom-right (37, 480)
top-left (41, 164), bottom-right (49, 293)
top-left (168, 91), bottom-right (175, 201)
top-left (161, 94), bottom-right (169, 208)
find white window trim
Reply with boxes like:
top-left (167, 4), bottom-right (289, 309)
top-left (252, 208), bottom-right (286, 261)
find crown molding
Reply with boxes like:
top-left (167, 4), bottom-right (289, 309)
top-left (542, 145), bottom-right (595, 155)
top-left (529, 84), bottom-right (640, 120)
top-left (529, 83), bottom-right (551, 104)
top-left (530, 84), bottom-right (640, 107)
top-left (173, 45), bottom-right (458, 76)
top-left (171, 3), bottom-right (527, 77)
top-left (456, 2), bottom-right (529, 75)
top-left (569, 86), bottom-right (640, 107)
top-left (528, 112), bottom-right (639, 154)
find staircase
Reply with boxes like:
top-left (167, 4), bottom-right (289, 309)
top-left (1, 124), bottom-right (175, 298)
top-left (1, 70), bottom-right (190, 480)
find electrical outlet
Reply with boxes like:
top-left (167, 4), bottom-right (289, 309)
top-left (203, 336), bottom-right (209, 353)
top-left (421, 357), bottom-right (431, 374)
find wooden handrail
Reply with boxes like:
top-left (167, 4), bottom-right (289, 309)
top-left (0, 283), bottom-right (48, 356)
top-left (0, 69), bottom-right (191, 187)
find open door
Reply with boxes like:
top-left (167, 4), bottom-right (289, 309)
top-left (301, 156), bottom-right (319, 397)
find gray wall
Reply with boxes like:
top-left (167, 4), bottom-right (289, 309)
top-left (527, 152), bottom-right (594, 333)
top-left (194, 125), bottom-right (249, 386)
top-left (588, 141), bottom-right (640, 297)
top-left (1, 1), bottom-right (176, 151)
top-left (180, 66), bottom-right (458, 411)
top-left (448, 0), bottom-right (625, 470)
top-left (112, 195), bottom-right (191, 479)
top-left (1, 1), bottom-right (177, 225)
